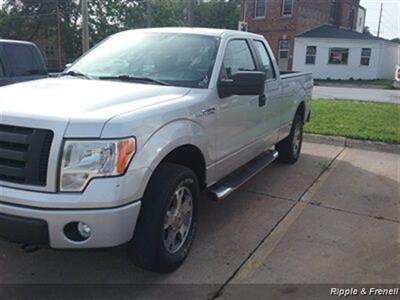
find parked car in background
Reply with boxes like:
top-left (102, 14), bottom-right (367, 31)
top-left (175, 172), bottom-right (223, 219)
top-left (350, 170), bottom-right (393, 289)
top-left (0, 28), bottom-right (312, 273)
top-left (394, 65), bottom-right (400, 89)
top-left (0, 39), bottom-right (48, 87)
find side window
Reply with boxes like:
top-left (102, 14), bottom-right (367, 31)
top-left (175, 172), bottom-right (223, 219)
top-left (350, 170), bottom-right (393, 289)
top-left (0, 58), bottom-right (4, 77)
top-left (254, 0), bottom-right (266, 18)
top-left (222, 40), bottom-right (256, 79)
top-left (305, 46), bottom-right (317, 64)
top-left (3, 44), bottom-right (41, 76)
top-left (253, 40), bottom-right (276, 80)
top-left (360, 48), bottom-right (371, 66)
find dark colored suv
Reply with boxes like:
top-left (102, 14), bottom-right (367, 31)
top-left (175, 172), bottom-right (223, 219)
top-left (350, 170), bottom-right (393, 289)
top-left (0, 39), bottom-right (48, 87)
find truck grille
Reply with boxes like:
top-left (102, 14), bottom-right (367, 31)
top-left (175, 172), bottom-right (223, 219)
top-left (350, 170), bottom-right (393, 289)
top-left (0, 124), bottom-right (53, 186)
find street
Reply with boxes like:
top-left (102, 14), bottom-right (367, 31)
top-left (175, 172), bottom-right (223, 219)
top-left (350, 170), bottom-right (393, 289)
top-left (1, 142), bottom-right (399, 299)
top-left (313, 86), bottom-right (400, 104)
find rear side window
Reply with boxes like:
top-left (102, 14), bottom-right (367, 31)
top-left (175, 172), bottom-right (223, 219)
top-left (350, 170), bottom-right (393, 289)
top-left (0, 58), bottom-right (4, 77)
top-left (3, 44), bottom-right (41, 76)
top-left (253, 40), bottom-right (276, 80)
top-left (222, 40), bottom-right (256, 79)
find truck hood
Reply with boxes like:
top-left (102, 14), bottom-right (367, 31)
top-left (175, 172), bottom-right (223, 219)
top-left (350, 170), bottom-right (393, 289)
top-left (0, 78), bottom-right (191, 137)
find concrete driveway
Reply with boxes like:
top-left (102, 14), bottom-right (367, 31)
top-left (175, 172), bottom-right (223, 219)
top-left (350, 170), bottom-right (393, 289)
top-left (1, 142), bottom-right (399, 299)
top-left (313, 86), bottom-right (400, 104)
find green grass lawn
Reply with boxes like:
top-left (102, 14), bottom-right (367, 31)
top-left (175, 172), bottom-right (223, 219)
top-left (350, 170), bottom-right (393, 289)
top-left (305, 99), bottom-right (400, 144)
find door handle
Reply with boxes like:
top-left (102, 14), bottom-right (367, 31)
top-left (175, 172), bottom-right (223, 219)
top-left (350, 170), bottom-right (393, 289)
top-left (259, 94), bottom-right (266, 107)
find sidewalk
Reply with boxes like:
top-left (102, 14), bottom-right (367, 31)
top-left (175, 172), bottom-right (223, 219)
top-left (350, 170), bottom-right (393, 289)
top-left (313, 86), bottom-right (400, 104)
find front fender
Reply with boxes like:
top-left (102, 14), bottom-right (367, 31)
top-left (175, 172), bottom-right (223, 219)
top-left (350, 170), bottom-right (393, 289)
top-left (131, 119), bottom-right (212, 172)
top-left (119, 120), bottom-right (214, 200)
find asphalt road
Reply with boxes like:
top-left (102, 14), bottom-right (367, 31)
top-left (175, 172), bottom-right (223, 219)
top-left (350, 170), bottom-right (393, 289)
top-left (1, 142), bottom-right (399, 299)
top-left (313, 86), bottom-right (400, 104)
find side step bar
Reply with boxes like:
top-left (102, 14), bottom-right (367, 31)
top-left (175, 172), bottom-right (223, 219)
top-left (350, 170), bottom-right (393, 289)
top-left (209, 150), bottom-right (279, 201)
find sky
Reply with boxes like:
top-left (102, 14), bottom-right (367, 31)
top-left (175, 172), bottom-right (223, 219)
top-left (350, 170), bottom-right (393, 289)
top-left (0, 0), bottom-right (398, 39)
top-left (360, 0), bottom-right (399, 39)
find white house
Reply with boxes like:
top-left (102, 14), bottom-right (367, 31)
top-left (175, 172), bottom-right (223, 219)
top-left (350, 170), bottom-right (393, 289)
top-left (293, 25), bottom-right (400, 80)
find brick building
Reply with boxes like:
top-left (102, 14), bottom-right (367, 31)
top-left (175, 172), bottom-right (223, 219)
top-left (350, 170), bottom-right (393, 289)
top-left (240, 0), bottom-right (365, 70)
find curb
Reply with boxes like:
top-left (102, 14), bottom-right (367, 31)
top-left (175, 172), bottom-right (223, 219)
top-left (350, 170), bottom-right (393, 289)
top-left (304, 133), bottom-right (400, 154)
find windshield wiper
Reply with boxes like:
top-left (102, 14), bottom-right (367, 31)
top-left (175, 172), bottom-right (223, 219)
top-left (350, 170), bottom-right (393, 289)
top-left (99, 75), bottom-right (170, 86)
top-left (60, 70), bottom-right (95, 80)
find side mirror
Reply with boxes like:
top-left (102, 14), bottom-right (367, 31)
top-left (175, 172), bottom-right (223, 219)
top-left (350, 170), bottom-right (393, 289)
top-left (218, 71), bottom-right (266, 98)
top-left (65, 63), bottom-right (73, 69)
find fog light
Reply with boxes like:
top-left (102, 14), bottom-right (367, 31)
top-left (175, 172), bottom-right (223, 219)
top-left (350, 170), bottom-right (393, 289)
top-left (64, 222), bottom-right (92, 242)
top-left (78, 222), bottom-right (92, 239)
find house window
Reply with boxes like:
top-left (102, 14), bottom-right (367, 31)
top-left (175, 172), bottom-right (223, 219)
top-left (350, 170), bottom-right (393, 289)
top-left (348, 8), bottom-right (355, 28)
top-left (360, 48), bottom-right (371, 66)
top-left (282, 0), bottom-right (293, 16)
top-left (305, 46), bottom-right (316, 65)
top-left (278, 40), bottom-right (289, 59)
top-left (254, 0), bottom-right (266, 18)
top-left (328, 48), bottom-right (349, 65)
top-left (330, 0), bottom-right (337, 20)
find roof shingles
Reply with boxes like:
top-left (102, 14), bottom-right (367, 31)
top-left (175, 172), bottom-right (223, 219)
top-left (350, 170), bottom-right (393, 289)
top-left (297, 24), bottom-right (388, 41)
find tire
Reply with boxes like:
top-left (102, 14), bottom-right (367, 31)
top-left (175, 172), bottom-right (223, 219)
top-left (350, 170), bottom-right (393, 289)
top-left (129, 163), bottom-right (199, 273)
top-left (276, 113), bottom-right (304, 164)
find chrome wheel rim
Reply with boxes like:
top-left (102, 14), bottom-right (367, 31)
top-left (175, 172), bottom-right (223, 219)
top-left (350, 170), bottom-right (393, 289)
top-left (163, 185), bottom-right (193, 254)
top-left (293, 123), bottom-right (302, 157)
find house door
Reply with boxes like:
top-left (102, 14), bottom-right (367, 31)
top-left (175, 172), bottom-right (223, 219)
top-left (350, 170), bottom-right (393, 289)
top-left (278, 39), bottom-right (289, 71)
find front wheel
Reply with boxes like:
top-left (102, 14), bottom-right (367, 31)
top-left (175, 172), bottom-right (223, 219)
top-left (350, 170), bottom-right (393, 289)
top-left (276, 114), bottom-right (304, 164)
top-left (128, 163), bottom-right (199, 273)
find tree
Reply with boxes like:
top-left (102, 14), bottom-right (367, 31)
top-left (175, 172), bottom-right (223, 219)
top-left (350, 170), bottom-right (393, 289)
top-left (0, 0), bottom-right (241, 64)
top-left (391, 38), bottom-right (400, 44)
top-left (87, 0), bottom-right (134, 45)
top-left (193, 0), bottom-right (240, 29)
top-left (0, 0), bottom-right (81, 65)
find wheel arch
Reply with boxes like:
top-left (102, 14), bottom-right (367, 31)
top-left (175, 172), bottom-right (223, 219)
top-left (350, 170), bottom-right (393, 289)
top-left (295, 101), bottom-right (306, 122)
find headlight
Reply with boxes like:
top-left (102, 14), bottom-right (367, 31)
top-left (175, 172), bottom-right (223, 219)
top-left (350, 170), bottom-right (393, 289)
top-left (60, 138), bottom-right (136, 192)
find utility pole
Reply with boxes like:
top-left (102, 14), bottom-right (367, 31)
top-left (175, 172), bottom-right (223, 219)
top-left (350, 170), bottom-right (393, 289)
top-left (146, 0), bottom-right (152, 28)
top-left (56, 1), bottom-right (62, 69)
top-left (377, 2), bottom-right (383, 37)
top-left (82, 0), bottom-right (90, 53)
top-left (243, 0), bottom-right (247, 22)
top-left (186, 0), bottom-right (194, 27)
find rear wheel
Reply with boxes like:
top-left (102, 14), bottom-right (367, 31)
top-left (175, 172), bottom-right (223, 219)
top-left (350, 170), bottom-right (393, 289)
top-left (128, 163), bottom-right (199, 273)
top-left (276, 114), bottom-right (304, 164)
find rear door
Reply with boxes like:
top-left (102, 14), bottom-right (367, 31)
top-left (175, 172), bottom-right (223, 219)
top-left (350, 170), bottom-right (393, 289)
top-left (252, 39), bottom-right (281, 145)
top-left (3, 43), bottom-right (47, 85)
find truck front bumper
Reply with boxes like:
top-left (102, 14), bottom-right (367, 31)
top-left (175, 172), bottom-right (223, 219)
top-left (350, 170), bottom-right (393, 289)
top-left (0, 200), bottom-right (141, 248)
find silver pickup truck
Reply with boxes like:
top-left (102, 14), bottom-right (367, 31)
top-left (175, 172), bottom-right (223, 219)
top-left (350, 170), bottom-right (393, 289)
top-left (0, 28), bottom-right (312, 273)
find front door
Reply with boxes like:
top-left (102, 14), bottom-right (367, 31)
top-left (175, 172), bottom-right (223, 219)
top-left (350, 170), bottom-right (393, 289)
top-left (215, 39), bottom-right (266, 178)
top-left (278, 39), bottom-right (289, 71)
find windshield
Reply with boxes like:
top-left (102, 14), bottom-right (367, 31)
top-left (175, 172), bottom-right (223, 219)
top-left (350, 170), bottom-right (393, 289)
top-left (70, 32), bottom-right (220, 88)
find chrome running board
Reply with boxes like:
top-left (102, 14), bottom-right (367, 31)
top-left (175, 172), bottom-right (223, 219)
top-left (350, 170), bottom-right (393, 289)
top-left (209, 150), bottom-right (279, 201)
